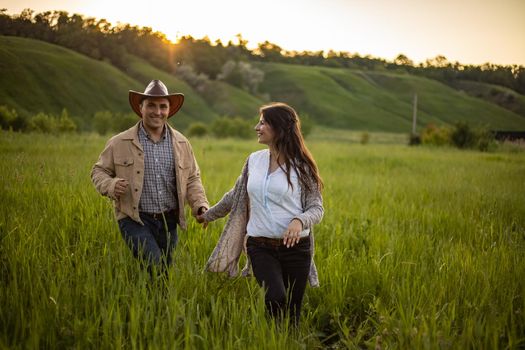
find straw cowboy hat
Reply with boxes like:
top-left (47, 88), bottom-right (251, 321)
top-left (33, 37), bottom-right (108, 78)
top-left (129, 80), bottom-right (184, 118)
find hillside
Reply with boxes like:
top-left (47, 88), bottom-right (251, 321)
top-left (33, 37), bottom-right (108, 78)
top-left (1, 36), bottom-right (525, 133)
top-left (0, 36), bottom-right (224, 130)
top-left (451, 80), bottom-right (525, 118)
top-left (0, 36), bottom-right (139, 118)
top-left (201, 80), bottom-right (265, 120)
top-left (257, 62), bottom-right (525, 132)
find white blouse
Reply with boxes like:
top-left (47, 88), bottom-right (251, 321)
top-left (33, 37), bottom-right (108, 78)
top-left (246, 149), bottom-right (310, 239)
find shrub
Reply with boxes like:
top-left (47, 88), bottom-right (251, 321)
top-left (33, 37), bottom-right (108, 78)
top-left (420, 123), bottom-right (451, 146)
top-left (498, 139), bottom-right (525, 153)
top-left (10, 114), bottom-right (28, 132)
top-left (211, 117), bottom-right (252, 139)
top-left (56, 109), bottom-right (77, 133)
top-left (93, 111), bottom-right (113, 135)
top-left (360, 132), bottom-right (370, 145)
top-left (420, 122), bottom-right (496, 152)
top-left (217, 60), bottom-right (264, 94)
top-left (473, 125), bottom-right (496, 152)
top-left (176, 65), bottom-right (210, 92)
top-left (28, 113), bottom-right (57, 134)
top-left (186, 122), bottom-right (209, 137)
top-left (451, 122), bottom-right (475, 149)
top-left (0, 105), bottom-right (17, 130)
top-left (408, 133), bottom-right (421, 145)
top-left (112, 112), bottom-right (137, 132)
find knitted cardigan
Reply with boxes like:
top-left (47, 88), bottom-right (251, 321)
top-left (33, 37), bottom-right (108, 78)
top-left (203, 155), bottom-right (324, 287)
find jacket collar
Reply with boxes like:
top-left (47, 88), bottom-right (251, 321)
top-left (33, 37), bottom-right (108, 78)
top-left (119, 122), bottom-right (142, 151)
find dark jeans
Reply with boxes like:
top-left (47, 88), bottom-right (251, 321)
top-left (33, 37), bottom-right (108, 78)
top-left (118, 212), bottom-right (178, 269)
top-left (246, 235), bottom-right (312, 325)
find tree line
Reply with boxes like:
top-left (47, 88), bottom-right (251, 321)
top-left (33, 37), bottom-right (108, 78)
top-left (1, 8), bottom-right (524, 95)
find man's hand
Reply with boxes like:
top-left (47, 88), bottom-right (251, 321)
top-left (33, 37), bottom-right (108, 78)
top-left (196, 207), bottom-right (208, 228)
top-left (114, 179), bottom-right (129, 199)
top-left (197, 207), bottom-right (208, 215)
top-left (283, 219), bottom-right (303, 248)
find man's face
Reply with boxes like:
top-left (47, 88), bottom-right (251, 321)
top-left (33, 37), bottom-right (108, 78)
top-left (140, 97), bottom-right (170, 132)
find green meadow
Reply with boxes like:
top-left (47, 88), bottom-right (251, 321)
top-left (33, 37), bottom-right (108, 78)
top-left (0, 130), bottom-right (524, 349)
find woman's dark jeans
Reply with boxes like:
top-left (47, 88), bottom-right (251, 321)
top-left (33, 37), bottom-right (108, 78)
top-left (246, 236), bottom-right (312, 325)
top-left (118, 212), bottom-right (178, 269)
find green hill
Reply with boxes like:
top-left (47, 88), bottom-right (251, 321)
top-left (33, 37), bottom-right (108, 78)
top-left (201, 80), bottom-right (265, 119)
top-left (0, 36), bottom-right (222, 130)
top-left (451, 80), bottom-right (525, 119)
top-left (0, 36), bottom-right (265, 131)
top-left (0, 36), bottom-right (139, 118)
top-left (257, 62), bottom-right (525, 132)
top-left (1, 36), bottom-right (524, 133)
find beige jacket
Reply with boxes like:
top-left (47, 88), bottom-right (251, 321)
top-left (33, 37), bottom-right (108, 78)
top-left (91, 122), bottom-right (208, 229)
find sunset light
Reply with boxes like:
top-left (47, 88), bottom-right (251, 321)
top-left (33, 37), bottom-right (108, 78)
top-left (1, 0), bottom-right (525, 347)
top-left (1, 0), bottom-right (524, 66)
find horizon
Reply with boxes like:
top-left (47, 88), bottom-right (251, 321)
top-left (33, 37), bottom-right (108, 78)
top-left (1, 0), bottom-right (524, 66)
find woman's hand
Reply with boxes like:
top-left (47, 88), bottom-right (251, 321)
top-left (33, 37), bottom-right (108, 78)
top-left (283, 219), bottom-right (303, 248)
top-left (196, 207), bottom-right (208, 228)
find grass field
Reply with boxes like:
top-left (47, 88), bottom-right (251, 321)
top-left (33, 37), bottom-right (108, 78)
top-left (0, 130), bottom-right (524, 349)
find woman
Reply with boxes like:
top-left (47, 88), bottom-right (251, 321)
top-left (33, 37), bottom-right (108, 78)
top-left (198, 102), bottom-right (324, 325)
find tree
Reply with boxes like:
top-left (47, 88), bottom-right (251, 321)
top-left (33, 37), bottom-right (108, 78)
top-left (186, 122), bottom-right (208, 137)
top-left (255, 41), bottom-right (284, 61)
top-left (92, 111), bottom-right (112, 135)
top-left (425, 55), bottom-right (450, 68)
top-left (28, 113), bottom-right (57, 134)
top-left (394, 54), bottom-right (413, 66)
top-left (0, 105), bottom-right (17, 130)
top-left (217, 60), bottom-right (264, 94)
top-left (56, 109), bottom-right (77, 133)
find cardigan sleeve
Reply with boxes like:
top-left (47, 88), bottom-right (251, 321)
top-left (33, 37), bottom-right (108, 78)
top-left (293, 178), bottom-right (324, 229)
top-left (202, 159), bottom-right (249, 222)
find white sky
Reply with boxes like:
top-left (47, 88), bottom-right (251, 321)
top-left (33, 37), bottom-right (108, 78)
top-left (1, 0), bottom-right (524, 65)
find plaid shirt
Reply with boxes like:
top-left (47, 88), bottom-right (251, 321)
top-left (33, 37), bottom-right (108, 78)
top-left (138, 123), bottom-right (178, 213)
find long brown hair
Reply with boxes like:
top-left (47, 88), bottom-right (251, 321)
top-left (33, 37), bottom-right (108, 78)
top-left (260, 102), bottom-right (323, 192)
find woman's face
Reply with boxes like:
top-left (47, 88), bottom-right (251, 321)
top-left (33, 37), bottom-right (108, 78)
top-left (255, 115), bottom-right (275, 145)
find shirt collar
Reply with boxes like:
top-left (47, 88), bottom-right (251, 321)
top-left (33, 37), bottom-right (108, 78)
top-left (139, 121), bottom-right (168, 142)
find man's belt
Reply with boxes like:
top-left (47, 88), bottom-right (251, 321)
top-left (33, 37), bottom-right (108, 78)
top-left (142, 209), bottom-right (177, 221)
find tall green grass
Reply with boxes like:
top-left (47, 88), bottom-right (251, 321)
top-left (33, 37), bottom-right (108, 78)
top-left (0, 131), bottom-right (524, 348)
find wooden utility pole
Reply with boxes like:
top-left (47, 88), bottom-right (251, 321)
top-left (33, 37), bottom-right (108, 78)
top-left (412, 93), bottom-right (418, 134)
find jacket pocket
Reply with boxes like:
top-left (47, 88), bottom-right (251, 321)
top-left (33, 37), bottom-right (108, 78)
top-left (114, 157), bottom-right (134, 184)
top-left (114, 157), bottom-right (134, 167)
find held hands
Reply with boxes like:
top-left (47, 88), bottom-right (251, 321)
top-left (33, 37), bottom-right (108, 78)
top-left (114, 179), bottom-right (129, 199)
top-left (283, 219), bottom-right (303, 248)
top-left (196, 207), bottom-right (208, 228)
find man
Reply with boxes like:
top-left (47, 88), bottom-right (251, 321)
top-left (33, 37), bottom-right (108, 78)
top-left (91, 79), bottom-right (208, 269)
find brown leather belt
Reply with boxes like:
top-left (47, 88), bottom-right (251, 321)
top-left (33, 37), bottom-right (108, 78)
top-left (248, 235), bottom-right (309, 247)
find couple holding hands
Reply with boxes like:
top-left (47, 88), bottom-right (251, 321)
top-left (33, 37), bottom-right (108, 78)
top-left (91, 80), bottom-right (324, 325)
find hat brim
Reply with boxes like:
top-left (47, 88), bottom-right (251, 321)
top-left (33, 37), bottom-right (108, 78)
top-left (129, 91), bottom-right (184, 118)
